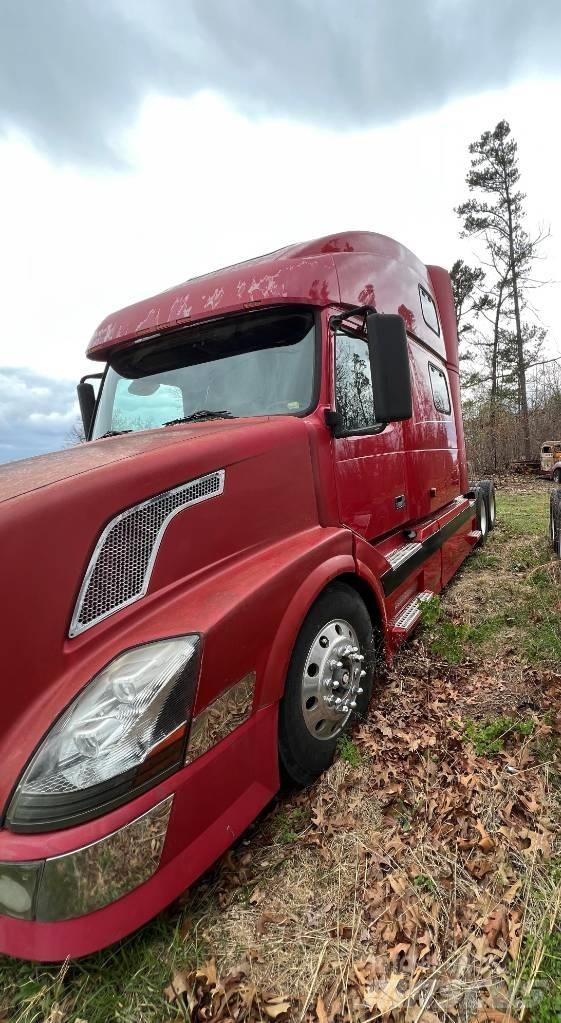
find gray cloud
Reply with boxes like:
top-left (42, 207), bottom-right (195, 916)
top-left (0, 367), bottom-right (79, 463)
top-left (1, 0), bottom-right (560, 166)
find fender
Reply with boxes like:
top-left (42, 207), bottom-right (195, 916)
top-left (259, 550), bottom-right (355, 709)
top-left (352, 533), bottom-right (390, 630)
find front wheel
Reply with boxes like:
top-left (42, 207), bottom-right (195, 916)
top-left (278, 583), bottom-right (375, 786)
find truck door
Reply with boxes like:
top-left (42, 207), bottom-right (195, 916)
top-left (331, 328), bottom-right (409, 540)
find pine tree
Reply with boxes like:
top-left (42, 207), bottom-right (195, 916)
top-left (456, 120), bottom-right (544, 460)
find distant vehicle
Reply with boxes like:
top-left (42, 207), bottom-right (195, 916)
top-left (540, 441), bottom-right (561, 483)
top-left (0, 230), bottom-right (494, 961)
top-left (510, 441), bottom-right (561, 480)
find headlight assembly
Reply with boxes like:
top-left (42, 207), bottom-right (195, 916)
top-left (6, 636), bottom-right (200, 833)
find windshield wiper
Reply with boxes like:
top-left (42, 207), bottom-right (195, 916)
top-left (98, 429), bottom-right (132, 439)
top-left (164, 410), bottom-right (236, 426)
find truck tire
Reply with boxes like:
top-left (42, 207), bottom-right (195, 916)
top-left (278, 582), bottom-right (375, 786)
top-left (478, 479), bottom-right (496, 531)
top-left (475, 487), bottom-right (488, 544)
top-left (553, 468), bottom-right (561, 485)
top-left (550, 490), bottom-right (561, 558)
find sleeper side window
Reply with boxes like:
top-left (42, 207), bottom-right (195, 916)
top-left (429, 362), bottom-right (451, 415)
top-left (335, 333), bottom-right (376, 432)
top-left (419, 285), bottom-right (440, 335)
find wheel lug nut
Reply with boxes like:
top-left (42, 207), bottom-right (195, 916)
top-left (350, 700), bottom-right (357, 709)
top-left (360, 669), bottom-right (366, 678)
top-left (342, 705), bottom-right (349, 712)
top-left (334, 697), bottom-right (342, 706)
top-left (357, 687), bottom-right (364, 694)
top-left (332, 680), bottom-right (340, 689)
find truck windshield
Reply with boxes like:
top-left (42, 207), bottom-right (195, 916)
top-left (92, 307), bottom-right (316, 438)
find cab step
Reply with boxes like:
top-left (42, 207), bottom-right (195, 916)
top-left (389, 590), bottom-right (434, 638)
top-left (466, 529), bottom-right (481, 546)
top-left (385, 541), bottom-right (422, 570)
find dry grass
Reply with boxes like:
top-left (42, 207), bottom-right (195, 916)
top-left (183, 483), bottom-right (561, 1021)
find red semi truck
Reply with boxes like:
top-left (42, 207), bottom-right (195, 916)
top-left (0, 231), bottom-right (495, 961)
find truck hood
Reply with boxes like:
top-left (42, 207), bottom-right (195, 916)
top-left (0, 419), bottom-right (270, 504)
top-left (0, 416), bottom-right (319, 812)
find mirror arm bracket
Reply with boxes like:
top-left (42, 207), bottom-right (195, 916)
top-left (329, 304), bottom-right (376, 339)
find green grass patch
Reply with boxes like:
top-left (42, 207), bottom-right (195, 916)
top-left (413, 874), bottom-right (438, 895)
top-left (420, 498), bottom-right (561, 664)
top-left (496, 490), bottom-right (550, 536)
top-left (336, 734), bottom-right (362, 768)
top-left (0, 913), bottom-right (205, 1023)
top-left (517, 930), bottom-right (561, 1023)
top-left (421, 597), bottom-right (509, 663)
top-left (464, 550), bottom-right (501, 570)
top-left (420, 596), bottom-right (471, 663)
top-left (464, 715), bottom-right (534, 757)
top-left (272, 805), bottom-right (310, 844)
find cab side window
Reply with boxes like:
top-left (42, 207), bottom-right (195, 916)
top-left (429, 362), bottom-right (451, 415)
top-left (335, 333), bottom-right (376, 432)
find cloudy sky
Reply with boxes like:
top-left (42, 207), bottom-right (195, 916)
top-left (1, 0), bottom-right (560, 462)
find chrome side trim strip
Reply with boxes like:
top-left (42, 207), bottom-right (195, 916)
top-left (186, 671), bottom-right (256, 764)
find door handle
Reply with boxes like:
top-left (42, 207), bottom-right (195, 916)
top-left (394, 494), bottom-right (406, 510)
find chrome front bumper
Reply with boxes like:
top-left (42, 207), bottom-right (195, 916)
top-left (0, 796), bottom-right (172, 922)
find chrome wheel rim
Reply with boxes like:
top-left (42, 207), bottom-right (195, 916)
top-left (301, 619), bottom-right (365, 740)
top-left (490, 493), bottom-right (496, 526)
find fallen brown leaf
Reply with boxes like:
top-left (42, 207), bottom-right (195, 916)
top-left (483, 905), bottom-right (509, 949)
top-left (262, 996), bottom-right (291, 1018)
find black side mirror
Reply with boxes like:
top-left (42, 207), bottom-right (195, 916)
top-left (77, 380), bottom-right (96, 437)
top-left (366, 313), bottom-right (412, 422)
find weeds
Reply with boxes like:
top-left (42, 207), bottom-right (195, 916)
top-left (413, 873), bottom-right (438, 895)
top-left (336, 734), bottom-right (362, 768)
top-left (273, 806), bottom-right (309, 844)
top-left (464, 715), bottom-right (534, 756)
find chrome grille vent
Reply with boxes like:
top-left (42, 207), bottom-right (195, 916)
top-left (69, 470), bottom-right (225, 638)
